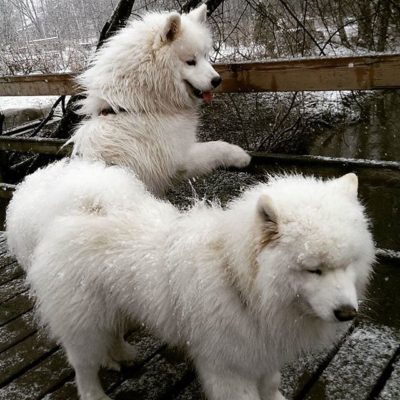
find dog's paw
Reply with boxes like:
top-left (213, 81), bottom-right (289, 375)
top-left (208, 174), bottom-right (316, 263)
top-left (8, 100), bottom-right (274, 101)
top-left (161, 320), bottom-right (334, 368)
top-left (117, 341), bottom-right (137, 362)
top-left (104, 359), bottom-right (121, 372)
top-left (95, 395), bottom-right (112, 400)
top-left (223, 144), bottom-right (251, 169)
top-left (272, 391), bottom-right (287, 400)
top-left (90, 395), bottom-right (112, 400)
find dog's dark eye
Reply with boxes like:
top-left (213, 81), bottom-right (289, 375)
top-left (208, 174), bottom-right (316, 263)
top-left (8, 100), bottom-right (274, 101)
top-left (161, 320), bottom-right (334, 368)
top-left (307, 269), bottom-right (322, 275)
top-left (186, 59), bottom-right (196, 66)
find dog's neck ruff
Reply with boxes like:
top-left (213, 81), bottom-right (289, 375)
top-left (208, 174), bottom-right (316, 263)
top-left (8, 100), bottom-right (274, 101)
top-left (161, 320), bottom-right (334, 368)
top-left (99, 106), bottom-right (127, 116)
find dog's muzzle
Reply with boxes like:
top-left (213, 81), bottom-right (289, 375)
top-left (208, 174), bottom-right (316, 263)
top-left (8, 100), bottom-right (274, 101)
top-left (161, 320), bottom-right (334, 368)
top-left (184, 80), bottom-right (217, 103)
top-left (334, 305), bottom-right (357, 322)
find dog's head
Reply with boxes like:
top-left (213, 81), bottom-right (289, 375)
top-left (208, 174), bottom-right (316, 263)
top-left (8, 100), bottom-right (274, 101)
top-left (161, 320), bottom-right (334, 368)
top-left (155, 5), bottom-right (221, 105)
top-left (252, 174), bottom-right (375, 324)
top-left (77, 5), bottom-right (220, 115)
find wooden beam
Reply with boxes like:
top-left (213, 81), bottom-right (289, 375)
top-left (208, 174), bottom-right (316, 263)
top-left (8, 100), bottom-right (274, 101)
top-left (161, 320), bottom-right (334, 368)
top-left (214, 53), bottom-right (400, 92)
top-left (1, 54), bottom-right (400, 96)
top-left (0, 137), bottom-right (72, 156)
top-left (0, 137), bottom-right (399, 172)
top-left (0, 73), bottom-right (77, 96)
top-left (0, 183), bottom-right (15, 199)
top-left (250, 152), bottom-right (400, 171)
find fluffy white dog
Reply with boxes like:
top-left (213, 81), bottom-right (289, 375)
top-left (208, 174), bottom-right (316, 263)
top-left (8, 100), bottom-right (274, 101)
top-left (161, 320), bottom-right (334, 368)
top-left (7, 160), bottom-right (374, 400)
top-left (68, 5), bottom-right (251, 195)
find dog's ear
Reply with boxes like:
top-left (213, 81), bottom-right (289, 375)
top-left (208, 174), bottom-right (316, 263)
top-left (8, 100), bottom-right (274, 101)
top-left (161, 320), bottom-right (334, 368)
top-left (257, 194), bottom-right (278, 224)
top-left (256, 194), bottom-right (279, 248)
top-left (188, 4), bottom-right (208, 23)
top-left (161, 12), bottom-right (181, 43)
top-left (336, 173), bottom-right (358, 197)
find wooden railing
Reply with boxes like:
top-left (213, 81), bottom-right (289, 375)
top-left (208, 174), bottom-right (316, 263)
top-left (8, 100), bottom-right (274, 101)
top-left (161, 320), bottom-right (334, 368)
top-left (1, 54), bottom-right (400, 96)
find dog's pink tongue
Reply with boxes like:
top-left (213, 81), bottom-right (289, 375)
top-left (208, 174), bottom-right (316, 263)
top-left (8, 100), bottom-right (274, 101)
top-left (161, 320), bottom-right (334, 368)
top-left (202, 92), bottom-right (213, 103)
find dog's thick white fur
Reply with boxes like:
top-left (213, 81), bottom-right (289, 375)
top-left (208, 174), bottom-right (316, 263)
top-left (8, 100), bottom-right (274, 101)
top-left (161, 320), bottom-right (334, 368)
top-left (7, 160), bottom-right (374, 400)
top-left (68, 5), bottom-right (250, 195)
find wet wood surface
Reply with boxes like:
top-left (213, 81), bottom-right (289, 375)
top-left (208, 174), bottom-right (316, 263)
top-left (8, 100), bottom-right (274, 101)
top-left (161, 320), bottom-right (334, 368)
top-left (0, 232), bottom-right (399, 399)
top-left (2, 150), bottom-right (400, 202)
top-left (1, 54), bottom-right (400, 96)
top-left (0, 137), bottom-right (71, 157)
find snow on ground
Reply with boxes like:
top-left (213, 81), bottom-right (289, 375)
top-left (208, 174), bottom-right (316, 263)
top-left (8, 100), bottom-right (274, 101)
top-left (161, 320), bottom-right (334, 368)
top-left (0, 96), bottom-right (59, 112)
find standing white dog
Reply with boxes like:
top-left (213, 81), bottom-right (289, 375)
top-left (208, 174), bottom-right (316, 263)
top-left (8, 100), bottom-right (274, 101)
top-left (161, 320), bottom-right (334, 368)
top-left (7, 160), bottom-right (375, 400)
top-left (69, 5), bottom-right (250, 195)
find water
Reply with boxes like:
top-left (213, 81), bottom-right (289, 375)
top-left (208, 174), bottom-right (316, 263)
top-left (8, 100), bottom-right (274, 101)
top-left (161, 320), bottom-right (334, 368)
top-left (309, 91), bottom-right (400, 162)
top-left (308, 91), bottom-right (400, 252)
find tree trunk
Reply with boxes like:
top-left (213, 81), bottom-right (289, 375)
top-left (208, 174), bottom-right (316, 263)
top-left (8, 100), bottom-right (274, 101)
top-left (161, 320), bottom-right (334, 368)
top-left (377, 0), bottom-right (391, 52)
top-left (337, 0), bottom-right (350, 47)
top-left (357, 0), bottom-right (374, 50)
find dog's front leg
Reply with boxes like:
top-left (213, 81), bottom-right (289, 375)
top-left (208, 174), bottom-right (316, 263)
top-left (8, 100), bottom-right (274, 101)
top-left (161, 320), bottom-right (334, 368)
top-left (258, 371), bottom-right (287, 400)
top-left (196, 360), bottom-right (260, 400)
top-left (183, 141), bottom-right (251, 178)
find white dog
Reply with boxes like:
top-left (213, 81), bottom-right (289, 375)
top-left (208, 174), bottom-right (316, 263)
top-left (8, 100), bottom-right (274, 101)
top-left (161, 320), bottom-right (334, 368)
top-left (7, 160), bottom-right (374, 400)
top-left (68, 5), bottom-right (250, 195)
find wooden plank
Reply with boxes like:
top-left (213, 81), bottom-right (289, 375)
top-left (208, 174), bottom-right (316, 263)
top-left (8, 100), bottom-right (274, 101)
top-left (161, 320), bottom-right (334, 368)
top-left (0, 349), bottom-right (72, 400)
top-left (303, 323), bottom-right (400, 399)
top-left (45, 328), bottom-right (164, 399)
top-left (0, 73), bottom-right (77, 96)
top-left (0, 254), bottom-right (15, 269)
top-left (0, 149), bottom-right (399, 201)
top-left (0, 261), bottom-right (23, 285)
top-left (215, 54), bottom-right (400, 92)
top-left (250, 152), bottom-right (400, 171)
top-left (0, 311), bottom-right (36, 352)
top-left (1, 54), bottom-right (400, 96)
top-left (0, 234), bottom-right (11, 259)
top-left (101, 329), bottom-right (164, 394)
top-left (0, 145), bottom-right (399, 170)
top-left (44, 380), bottom-right (78, 400)
top-left (0, 277), bottom-right (26, 303)
top-left (0, 330), bottom-right (56, 386)
top-left (48, 354), bottom-right (190, 400)
top-left (377, 352), bottom-right (400, 399)
top-left (0, 241), bottom-right (9, 257)
top-left (0, 137), bottom-right (72, 156)
top-left (0, 291), bottom-right (33, 326)
top-left (109, 353), bottom-right (189, 399)
top-left (175, 380), bottom-right (203, 400)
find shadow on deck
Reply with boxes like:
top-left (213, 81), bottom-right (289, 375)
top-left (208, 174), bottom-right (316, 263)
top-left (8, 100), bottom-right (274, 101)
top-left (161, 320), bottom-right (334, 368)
top-left (1, 231), bottom-right (400, 400)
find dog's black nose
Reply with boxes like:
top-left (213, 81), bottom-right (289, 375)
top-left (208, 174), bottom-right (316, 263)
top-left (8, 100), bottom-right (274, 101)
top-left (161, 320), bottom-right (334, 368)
top-left (211, 76), bottom-right (222, 88)
top-left (334, 305), bottom-right (357, 322)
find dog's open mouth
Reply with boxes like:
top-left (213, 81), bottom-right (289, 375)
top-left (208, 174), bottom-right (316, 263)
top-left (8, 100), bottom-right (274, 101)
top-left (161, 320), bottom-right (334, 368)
top-left (184, 80), bottom-right (213, 104)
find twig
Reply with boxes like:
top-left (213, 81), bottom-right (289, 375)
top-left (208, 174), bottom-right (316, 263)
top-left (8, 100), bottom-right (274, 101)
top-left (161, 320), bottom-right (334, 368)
top-left (97, 0), bottom-right (137, 50)
top-left (206, 0), bottom-right (225, 16)
top-left (181, 0), bottom-right (202, 13)
top-left (29, 95), bottom-right (65, 138)
top-left (276, 0), bottom-right (326, 55)
top-left (0, 113), bottom-right (4, 135)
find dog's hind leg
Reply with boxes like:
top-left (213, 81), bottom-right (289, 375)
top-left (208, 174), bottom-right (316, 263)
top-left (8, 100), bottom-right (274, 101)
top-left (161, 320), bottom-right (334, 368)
top-left (258, 372), bottom-right (287, 400)
top-left (106, 334), bottom-right (137, 369)
top-left (196, 359), bottom-right (260, 400)
top-left (63, 334), bottom-right (112, 400)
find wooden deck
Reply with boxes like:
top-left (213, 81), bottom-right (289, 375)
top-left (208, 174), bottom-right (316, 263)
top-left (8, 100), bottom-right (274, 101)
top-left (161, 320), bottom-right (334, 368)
top-left (0, 231), bottom-right (400, 400)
